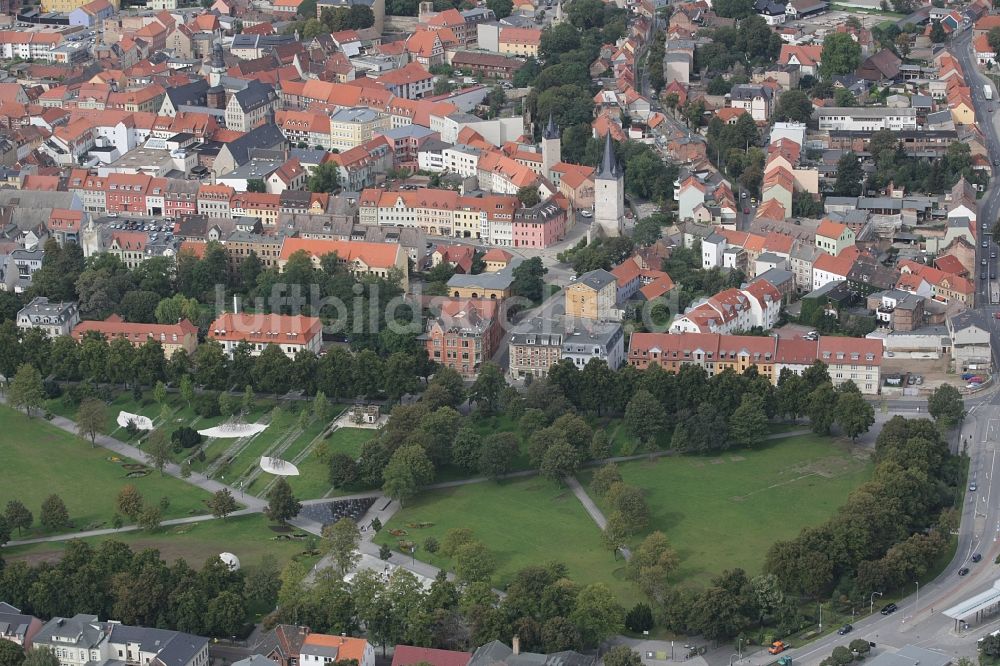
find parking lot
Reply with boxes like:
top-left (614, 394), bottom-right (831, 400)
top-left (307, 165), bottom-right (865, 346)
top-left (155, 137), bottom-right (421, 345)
top-left (881, 356), bottom-right (963, 392)
top-left (786, 8), bottom-right (890, 33)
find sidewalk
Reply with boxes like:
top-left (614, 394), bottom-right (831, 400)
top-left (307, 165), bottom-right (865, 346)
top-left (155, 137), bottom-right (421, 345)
top-left (5, 507), bottom-right (260, 547)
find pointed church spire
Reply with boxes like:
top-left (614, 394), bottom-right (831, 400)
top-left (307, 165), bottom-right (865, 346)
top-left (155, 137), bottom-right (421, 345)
top-left (597, 131), bottom-right (618, 178)
top-left (543, 113), bottom-right (559, 140)
top-left (211, 40), bottom-right (225, 69)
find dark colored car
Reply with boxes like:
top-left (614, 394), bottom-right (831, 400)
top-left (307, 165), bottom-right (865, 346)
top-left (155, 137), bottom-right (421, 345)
top-left (880, 603), bottom-right (897, 615)
top-left (959, 568), bottom-right (970, 576)
top-left (973, 553), bottom-right (983, 563)
top-left (838, 625), bottom-right (853, 636)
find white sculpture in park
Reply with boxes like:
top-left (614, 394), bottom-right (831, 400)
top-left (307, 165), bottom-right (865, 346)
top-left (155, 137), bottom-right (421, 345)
top-left (260, 456), bottom-right (300, 476)
top-left (117, 411), bottom-right (153, 430)
top-left (198, 422), bottom-right (268, 438)
top-left (219, 552), bottom-right (241, 571)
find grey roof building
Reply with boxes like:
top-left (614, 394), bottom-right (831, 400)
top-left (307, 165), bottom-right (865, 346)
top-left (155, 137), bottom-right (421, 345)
top-left (213, 124), bottom-right (287, 177)
top-left (447, 256), bottom-right (523, 294)
top-left (467, 640), bottom-right (596, 666)
top-left (576, 268), bottom-right (616, 291)
top-left (33, 614), bottom-right (209, 666)
top-left (0, 603), bottom-right (43, 649)
top-left (16, 296), bottom-right (80, 338)
top-left (865, 646), bottom-right (950, 666)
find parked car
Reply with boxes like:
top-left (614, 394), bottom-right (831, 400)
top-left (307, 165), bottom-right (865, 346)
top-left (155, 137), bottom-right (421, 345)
top-left (580, 210), bottom-right (593, 218)
top-left (837, 625), bottom-right (853, 636)
top-left (880, 603), bottom-right (897, 615)
top-left (969, 383), bottom-right (983, 390)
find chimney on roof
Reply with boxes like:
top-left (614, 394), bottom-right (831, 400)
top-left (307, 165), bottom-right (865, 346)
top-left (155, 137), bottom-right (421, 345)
top-left (512, 636), bottom-right (520, 656)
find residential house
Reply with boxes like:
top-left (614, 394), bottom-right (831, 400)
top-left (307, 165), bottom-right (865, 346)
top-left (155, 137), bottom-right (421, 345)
top-left (33, 615), bottom-right (209, 666)
top-left (70, 316), bottom-right (198, 357)
top-left (815, 219), bottom-right (855, 255)
top-left (391, 646), bottom-right (470, 666)
top-left (225, 81), bottom-right (279, 132)
top-left (0, 604), bottom-right (43, 649)
top-left (299, 634), bottom-right (374, 666)
top-left (628, 332), bottom-right (883, 394)
top-left (208, 313), bottom-right (322, 359)
top-left (420, 298), bottom-right (502, 379)
top-left (949, 310), bottom-right (992, 373)
top-left (447, 257), bottom-right (522, 299)
top-left (729, 84), bottom-right (773, 122)
top-left (16, 297), bottom-right (80, 338)
top-left (564, 269), bottom-right (617, 321)
top-left (867, 289), bottom-right (926, 331)
top-left (278, 237), bottom-right (409, 289)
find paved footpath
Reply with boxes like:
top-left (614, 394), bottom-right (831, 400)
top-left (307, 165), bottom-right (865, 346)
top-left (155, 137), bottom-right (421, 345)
top-left (6, 507), bottom-right (261, 546)
top-left (0, 395), bottom-right (267, 512)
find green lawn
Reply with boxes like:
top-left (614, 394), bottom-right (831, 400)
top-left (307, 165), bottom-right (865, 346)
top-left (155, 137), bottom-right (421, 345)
top-left (374, 477), bottom-right (641, 606)
top-left (583, 434), bottom-right (873, 585)
top-left (0, 406), bottom-right (215, 536)
top-left (376, 434), bottom-right (872, 605)
top-left (289, 427), bottom-right (377, 499)
top-left (1, 514), bottom-right (319, 570)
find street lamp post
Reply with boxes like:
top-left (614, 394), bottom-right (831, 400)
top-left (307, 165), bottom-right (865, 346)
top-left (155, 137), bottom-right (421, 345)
top-left (819, 603), bottom-right (823, 631)
top-left (870, 591), bottom-right (883, 615)
top-left (915, 582), bottom-right (919, 613)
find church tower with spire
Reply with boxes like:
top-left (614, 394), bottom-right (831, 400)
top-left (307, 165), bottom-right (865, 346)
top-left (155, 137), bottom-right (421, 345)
top-left (593, 131), bottom-right (624, 237)
top-left (541, 113), bottom-right (560, 178)
top-left (209, 41), bottom-right (225, 89)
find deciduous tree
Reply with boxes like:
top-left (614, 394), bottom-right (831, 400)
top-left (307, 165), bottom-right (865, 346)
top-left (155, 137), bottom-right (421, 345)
top-left (323, 517), bottom-right (361, 575)
top-left (8, 364), bottom-right (44, 417)
top-left (76, 398), bottom-right (107, 447)
top-left (454, 541), bottom-right (496, 582)
top-left (820, 32), bottom-right (861, 77)
top-left (624, 389), bottom-right (665, 450)
top-left (383, 445), bottom-right (434, 505)
top-left (0, 639), bottom-right (23, 666)
top-left (729, 393), bottom-right (768, 448)
top-left (927, 384), bottom-right (965, 428)
top-left (5, 500), bottom-right (32, 535)
top-left (477, 432), bottom-right (519, 480)
top-left (40, 494), bottom-right (70, 531)
top-left (208, 489), bottom-right (238, 519)
top-left (602, 646), bottom-right (642, 666)
top-left (265, 478), bottom-right (302, 523)
top-left (145, 429), bottom-right (172, 476)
